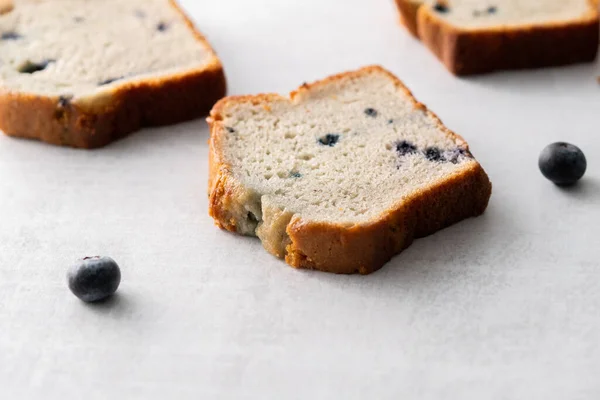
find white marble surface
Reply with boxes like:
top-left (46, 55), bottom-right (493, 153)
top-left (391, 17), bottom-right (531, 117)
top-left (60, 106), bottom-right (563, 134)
top-left (1, 0), bottom-right (600, 398)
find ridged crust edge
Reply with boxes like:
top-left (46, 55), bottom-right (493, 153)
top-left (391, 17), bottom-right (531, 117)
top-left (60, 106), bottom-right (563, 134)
top-left (0, 0), bottom-right (226, 148)
top-left (207, 66), bottom-right (492, 274)
top-left (395, 0), bottom-right (600, 75)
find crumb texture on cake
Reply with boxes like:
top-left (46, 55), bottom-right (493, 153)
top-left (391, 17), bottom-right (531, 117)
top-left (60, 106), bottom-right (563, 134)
top-left (419, 0), bottom-right (595, 28)
top-left (0, 0), bottom-right (213, 97)
top-left (208, 66), bottom-right (492, 274)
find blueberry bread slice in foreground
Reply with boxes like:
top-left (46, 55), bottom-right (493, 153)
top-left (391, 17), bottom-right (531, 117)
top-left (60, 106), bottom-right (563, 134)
top-left (0, 0), bottom-right (225, 148)
top-left (395, 0), bottom-right (599, 75)
top-left (208, 66), bottom-right (491, 274)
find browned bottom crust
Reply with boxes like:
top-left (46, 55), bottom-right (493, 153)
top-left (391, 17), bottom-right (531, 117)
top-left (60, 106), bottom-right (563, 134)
top-left (418, 12), bottom-right (600, 76)
top-left (284, 164), bottom-right (491, 274)
top-left (0, 0), bottom-right (227, 149)
top-left (0, 65), bottom-right (226, 148)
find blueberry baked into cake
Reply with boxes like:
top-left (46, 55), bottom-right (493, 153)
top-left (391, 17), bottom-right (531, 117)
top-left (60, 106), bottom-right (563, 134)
top-left (395, 0), bottom-right (600, 75)
top-left (0, 0), bottom-right (225, 148)
top-left (208, 66), bottom-right (492, 274)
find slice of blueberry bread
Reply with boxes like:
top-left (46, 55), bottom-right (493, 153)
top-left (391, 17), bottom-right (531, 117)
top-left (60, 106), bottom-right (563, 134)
top-left (0, 0), bottom-right (225, 148)
top-left (395, 0), bottom-right (600, 75)
top-left (208, 66), bottom-right (492, 274)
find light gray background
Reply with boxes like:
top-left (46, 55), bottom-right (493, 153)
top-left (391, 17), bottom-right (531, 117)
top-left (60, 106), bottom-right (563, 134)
top-left (1, 0), bottom-right (600, 398)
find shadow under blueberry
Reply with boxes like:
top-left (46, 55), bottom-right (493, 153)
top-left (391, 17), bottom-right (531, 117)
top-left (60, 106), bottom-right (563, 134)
top-left (82, 293), bottom-right (133, 318)
top-left (553, 177), bottom-right (600, 200)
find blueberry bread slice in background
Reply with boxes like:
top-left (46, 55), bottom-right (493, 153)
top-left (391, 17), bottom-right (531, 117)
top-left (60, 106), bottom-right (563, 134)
top-left (0, 0), bottom-right (225, 148)
top-left (208, 66), bottom-right (492, 274)
top-left (394, 0), bottom-right (599, 75)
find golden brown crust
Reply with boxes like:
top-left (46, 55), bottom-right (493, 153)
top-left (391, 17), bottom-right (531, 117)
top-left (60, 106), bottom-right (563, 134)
top-left (285, 165), bottom-right (490, 274)
top-left (0, 0), bottom-right (13, 15)
top-left (395, 0), bottom-right (422, 38)
top-left (395, 0), bottom-right (600, 76)
top-left (0, 0), bottom-right (227, 149)
top-left (207, 65), bottom-right (492, 274)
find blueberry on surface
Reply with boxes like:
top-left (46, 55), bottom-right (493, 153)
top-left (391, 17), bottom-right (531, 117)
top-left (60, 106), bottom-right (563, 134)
top-left (156, 22), bottom-right (169, 32)
top-left (318, 134), bottom-right (340, 147)
top-left (539, 142), bottom-right (587, 186)
top-left (67, 256), bottom-right (121, 303)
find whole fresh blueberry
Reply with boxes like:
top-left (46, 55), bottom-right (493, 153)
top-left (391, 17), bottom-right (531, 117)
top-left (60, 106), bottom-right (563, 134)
top-left (538, 142), bottom-right (587, 186)
top-left (67, 256), bottom-right (121, 302)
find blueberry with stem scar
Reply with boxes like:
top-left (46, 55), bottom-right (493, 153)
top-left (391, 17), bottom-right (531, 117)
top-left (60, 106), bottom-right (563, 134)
top-left (67, 256), bottom-right (121, 303)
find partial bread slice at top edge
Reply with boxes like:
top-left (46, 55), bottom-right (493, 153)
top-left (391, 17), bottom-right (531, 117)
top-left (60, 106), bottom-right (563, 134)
top-left (207, 66), bottom-right (492, 275)
top-left (395, 0), bottom-right (600, 75)
top-left (0, 0), bottom-right (13, 15)
top-left (395, 0), bottom-right (424, 37)
top-left (0, 0), bottom-right (226, 148)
